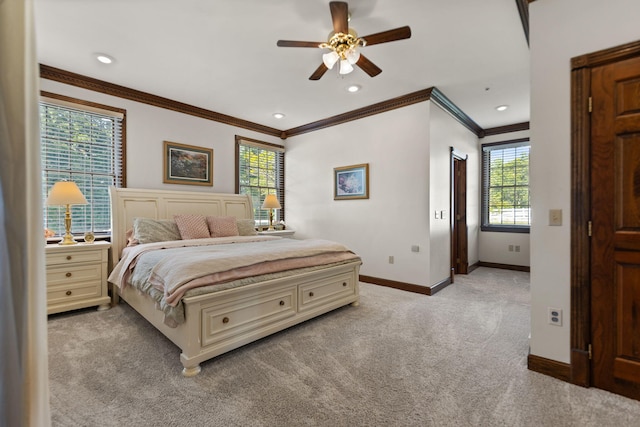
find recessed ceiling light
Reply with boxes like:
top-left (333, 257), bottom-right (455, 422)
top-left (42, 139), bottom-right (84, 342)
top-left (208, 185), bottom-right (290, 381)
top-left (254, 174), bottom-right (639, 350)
top-left (495, 105), bottom-right (509, 112)
top-left (95, 53), bottom-right (114, 64)
top-left (346, 84), bottom-right (361, 93)
top-left (273, 113), bottom-right (285, 119)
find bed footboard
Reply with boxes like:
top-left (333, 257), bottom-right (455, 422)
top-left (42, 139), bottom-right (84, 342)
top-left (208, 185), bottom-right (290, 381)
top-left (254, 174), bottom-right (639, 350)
top-left (117, 260), bottom-right (361, 376)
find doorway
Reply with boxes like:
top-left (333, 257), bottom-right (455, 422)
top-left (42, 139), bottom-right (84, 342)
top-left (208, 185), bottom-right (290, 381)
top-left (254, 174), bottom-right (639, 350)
top-left (451, 148), bottom-right (468, 277)
top-left (571, 40), bottom-right (640, 400)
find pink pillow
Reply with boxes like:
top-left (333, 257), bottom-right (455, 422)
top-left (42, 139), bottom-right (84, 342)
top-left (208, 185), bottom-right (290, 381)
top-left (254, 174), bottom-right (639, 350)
top-left (174, 214), bottom-right (210, 239)
top-left (207, 216), bottom-right (239, 237)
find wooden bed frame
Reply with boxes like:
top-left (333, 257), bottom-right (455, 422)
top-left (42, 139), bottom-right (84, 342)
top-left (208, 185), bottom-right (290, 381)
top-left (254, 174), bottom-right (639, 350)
top-left (109, 187), bottom-right (361, 376)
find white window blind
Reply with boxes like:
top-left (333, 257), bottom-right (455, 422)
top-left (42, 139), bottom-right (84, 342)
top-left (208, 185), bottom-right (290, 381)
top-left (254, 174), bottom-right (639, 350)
top-left (235, 136), bottom-right (285, 225)
top-left (482, 139), bottom-right (530, 231)
top-left (41, 98), bottom-right (125, 236)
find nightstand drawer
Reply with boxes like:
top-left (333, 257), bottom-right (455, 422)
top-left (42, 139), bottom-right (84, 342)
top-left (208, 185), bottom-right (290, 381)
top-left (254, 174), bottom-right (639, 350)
top-left (47, 264), bottom-right (102, 287)
top-left (47, 281), bottom-right (102, 305)
top-left (47, 249), bottom-right (103, 266)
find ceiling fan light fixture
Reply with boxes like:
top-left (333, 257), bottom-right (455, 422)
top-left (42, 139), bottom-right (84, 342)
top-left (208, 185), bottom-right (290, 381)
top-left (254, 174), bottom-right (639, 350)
top-left (322, 51), bottom-right (340, 69)
top-left (339, 59), bottom-right (354, 75)
top-left (345, 47), bottom-right (360, 64)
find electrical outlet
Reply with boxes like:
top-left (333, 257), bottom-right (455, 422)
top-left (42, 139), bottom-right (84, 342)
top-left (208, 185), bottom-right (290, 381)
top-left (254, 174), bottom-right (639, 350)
top-left (515, 245), bottom-right (521, 252)
top-left (388, 256), bottom-right (394, 264)
top-left (548, 307), bottom-right (562, 326)
top-left (509, 245), bottom-right (514, 252)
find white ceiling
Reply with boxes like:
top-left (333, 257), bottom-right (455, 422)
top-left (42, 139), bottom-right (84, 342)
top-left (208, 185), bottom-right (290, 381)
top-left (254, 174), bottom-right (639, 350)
top-left (33, 0), bottom-right (530, 133)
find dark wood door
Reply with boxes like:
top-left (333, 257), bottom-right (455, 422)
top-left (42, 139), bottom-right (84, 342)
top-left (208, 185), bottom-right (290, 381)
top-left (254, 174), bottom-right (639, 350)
top-left (451, 153), bottom-right (468, 275)
top-left (591, 54), bottom-right (640, 400)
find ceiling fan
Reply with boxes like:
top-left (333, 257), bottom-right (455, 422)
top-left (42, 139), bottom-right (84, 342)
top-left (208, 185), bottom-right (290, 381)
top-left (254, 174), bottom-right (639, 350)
top-left (276, 1), bottom-right (411, 80)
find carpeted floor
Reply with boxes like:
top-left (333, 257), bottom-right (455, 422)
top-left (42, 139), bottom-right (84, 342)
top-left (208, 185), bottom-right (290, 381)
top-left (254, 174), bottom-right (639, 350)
top-left (47, 267), bottom-right (640, 426)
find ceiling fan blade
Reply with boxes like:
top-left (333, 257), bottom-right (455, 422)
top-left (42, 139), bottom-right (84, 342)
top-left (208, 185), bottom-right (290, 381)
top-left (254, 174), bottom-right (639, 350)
top-left (356, 55), bottom-right (382, 77)
top-left (309, 63), bottom-right (329, 80)
top-left (361, 26), bottom-right (412, 46)
top-left (277, 40), bottom-right (324, 48)
top-left (330, 1), bottom-right (349, 34)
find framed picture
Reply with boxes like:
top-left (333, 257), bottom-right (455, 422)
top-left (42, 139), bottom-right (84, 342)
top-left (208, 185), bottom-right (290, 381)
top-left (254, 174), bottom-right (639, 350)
top-left (334, 163), bottom-right (369, 200)
top-left (163, 141), bottom-right (213, 186)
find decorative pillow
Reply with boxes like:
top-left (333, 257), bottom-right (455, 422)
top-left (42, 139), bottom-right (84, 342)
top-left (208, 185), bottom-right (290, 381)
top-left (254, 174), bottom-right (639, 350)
top-left (125, 228), bottom-right (139, 246)
top-left (207, 216), bottom-right (239, 237)
top-left (174, 214), bottom-right (210, 239)
top-left (132, 218), bottom-right (181, 244)
top-left (236, 218), bottom-right (257, 236)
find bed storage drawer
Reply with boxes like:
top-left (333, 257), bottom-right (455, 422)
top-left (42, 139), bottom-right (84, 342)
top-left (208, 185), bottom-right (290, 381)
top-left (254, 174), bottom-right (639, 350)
top-left (298, 272), bottom-right (356, 313)
top-left (200, 285), bottom-right (297, 347)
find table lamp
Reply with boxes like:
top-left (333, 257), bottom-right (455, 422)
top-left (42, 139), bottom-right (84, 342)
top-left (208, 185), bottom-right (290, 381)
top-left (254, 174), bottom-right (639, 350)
top-left (261, 194), bottom-right (281, 231)
top-left (46, 181), bottom-right (88, 245)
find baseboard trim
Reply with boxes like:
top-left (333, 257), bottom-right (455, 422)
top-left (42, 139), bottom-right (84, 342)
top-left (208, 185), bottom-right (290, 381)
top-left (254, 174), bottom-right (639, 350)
top-left (429, 277), bottom-right (452, 295)
top-left (359, 275), bottom-right (432, 295)
top-left (527, 354), bottom-right (571, 382)
top-left (468, 262), bottom-right (480, 273)
top-left (478, 261), bottom-right (530, 272)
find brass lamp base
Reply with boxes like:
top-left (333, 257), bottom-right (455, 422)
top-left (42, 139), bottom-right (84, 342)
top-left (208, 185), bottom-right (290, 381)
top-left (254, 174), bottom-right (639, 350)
top-left (58, 204), bottom-right (78, 245)
top-left (267, 209), bottom-right (275, 231)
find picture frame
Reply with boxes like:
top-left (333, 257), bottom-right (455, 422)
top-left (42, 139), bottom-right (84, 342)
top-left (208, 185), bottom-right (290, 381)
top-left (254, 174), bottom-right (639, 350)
top-left (334, 163), bottom-right (369, 200)
top-left (163, 141), bottom-right (213, 186)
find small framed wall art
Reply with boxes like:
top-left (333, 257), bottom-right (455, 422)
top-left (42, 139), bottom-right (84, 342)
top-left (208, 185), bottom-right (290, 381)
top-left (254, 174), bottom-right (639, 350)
top-left (163, 141), bottom-right (213, 186)
top-left (334, 163), bottom-right (369, 200)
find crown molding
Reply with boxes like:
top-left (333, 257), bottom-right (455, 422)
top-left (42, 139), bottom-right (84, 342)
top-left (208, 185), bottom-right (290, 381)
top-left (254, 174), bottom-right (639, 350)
top-left (515, 0), bottom-right (530, 46)
top-left (430, 87), bottom-right (484, 137)
top-left (283, 88), bottom-right (433, 138)
top-left (483, 121), bottom-right (530, 137)
top-left (40, 64), bottom-right (522, 142)
top-left (39, 64), bottom-right (284, 139)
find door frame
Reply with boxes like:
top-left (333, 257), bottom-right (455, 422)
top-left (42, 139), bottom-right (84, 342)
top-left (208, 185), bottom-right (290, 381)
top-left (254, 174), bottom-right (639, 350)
top-left (570, 39), bottom-right (640, 387)
top-left (451, 147), bottom-right (469, 279)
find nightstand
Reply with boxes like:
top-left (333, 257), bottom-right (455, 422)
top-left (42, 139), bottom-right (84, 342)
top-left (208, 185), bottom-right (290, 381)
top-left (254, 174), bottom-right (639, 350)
top-left (258, 229), bottom-right (295, 238)
top-left (45, 241), bottom-right (111, 314)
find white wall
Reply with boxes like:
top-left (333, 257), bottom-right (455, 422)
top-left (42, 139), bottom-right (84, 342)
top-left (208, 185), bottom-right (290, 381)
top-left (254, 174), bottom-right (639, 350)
top-left (429, 105), bottom-right (480, 283)
top-left (478, 129), bottom-right (530, 267)
top-left (286, 102), bottom-right (433, 286)
top-left (286, 101), bottom-right (478, 288)
top-left (40, 79), bottom-right (284, 192)
top-left (529, 0), bottom-right (640, 363)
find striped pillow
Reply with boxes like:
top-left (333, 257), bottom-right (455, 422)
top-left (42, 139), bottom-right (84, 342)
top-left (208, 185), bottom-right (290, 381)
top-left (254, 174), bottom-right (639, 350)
top-left (174, 214), bottom-right (210, 239)
top-left (207, 216), bottom-right (239, 237)
top-left (132, 218), bottom-right (181, 244)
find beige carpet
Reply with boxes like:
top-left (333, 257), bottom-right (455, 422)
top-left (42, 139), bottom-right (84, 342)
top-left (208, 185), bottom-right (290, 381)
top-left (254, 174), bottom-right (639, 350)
top-left (48, 267), bottom-right (640, 426)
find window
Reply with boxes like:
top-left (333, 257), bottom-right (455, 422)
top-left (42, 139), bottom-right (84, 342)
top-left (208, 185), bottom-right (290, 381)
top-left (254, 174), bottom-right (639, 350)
top-left (41, 94), bottom-right (125, 237)
top-left (481, 138), bottom-right (530, 232)
top-left (235, 136), bottom-right (284, 226)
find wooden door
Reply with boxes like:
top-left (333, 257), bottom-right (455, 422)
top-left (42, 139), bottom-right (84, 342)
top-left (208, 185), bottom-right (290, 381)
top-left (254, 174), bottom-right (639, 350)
top-left (591, 54), bottom-right (640, 400)
top-left (451, 150), bottom-right (468, 275)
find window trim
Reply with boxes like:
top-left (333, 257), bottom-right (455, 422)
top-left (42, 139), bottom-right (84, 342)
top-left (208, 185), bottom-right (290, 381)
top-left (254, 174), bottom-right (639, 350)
top-left (481, 138), bottom-right (530, 233)
top-left (40, 91), bottom-right (127, 238)
top-left (234, 135), bottom-right (285, 225)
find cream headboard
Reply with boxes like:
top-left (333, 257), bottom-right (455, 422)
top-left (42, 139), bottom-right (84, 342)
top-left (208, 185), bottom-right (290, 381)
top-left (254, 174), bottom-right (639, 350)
top-left (109, 187), bottom-right (254, 266)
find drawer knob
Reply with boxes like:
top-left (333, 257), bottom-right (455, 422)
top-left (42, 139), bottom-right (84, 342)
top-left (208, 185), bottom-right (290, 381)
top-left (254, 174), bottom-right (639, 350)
top-left (309, 292), bottom-right (314, 297)
top-left (343, 282), bottom-right (347, 287)
top-left (65, 272), bottom-right (72, 278)
top-left (65, 290), bottom-right (72, 296)
top-left (222, 317), bottom-right (230, 324)
top-left (66, 255), bottom-right (72, 260)
top-left (279, 300), bottom-right (285, 306)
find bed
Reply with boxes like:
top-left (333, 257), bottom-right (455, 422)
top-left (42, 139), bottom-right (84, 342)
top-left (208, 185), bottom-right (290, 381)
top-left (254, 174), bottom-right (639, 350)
top-left (108, 187), bottom-right (361, 376)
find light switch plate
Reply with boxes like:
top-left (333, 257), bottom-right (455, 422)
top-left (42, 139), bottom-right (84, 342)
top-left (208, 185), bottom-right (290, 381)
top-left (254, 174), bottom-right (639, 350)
top-left (549, 209), bottom-right (562, 226)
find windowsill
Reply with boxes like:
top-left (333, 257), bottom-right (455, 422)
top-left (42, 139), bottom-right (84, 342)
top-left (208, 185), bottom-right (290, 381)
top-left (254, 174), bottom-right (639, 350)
top-left (480, 226), bottom-right (530, 234)
top-left (45, 235), bottom-right (111, 244)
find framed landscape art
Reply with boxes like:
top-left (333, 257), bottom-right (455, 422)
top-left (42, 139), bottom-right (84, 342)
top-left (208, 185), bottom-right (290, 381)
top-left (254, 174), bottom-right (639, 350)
top-left (334, 163), bottom-right (369, 200)
top-left (163, 141), bottom-right (213, 186)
